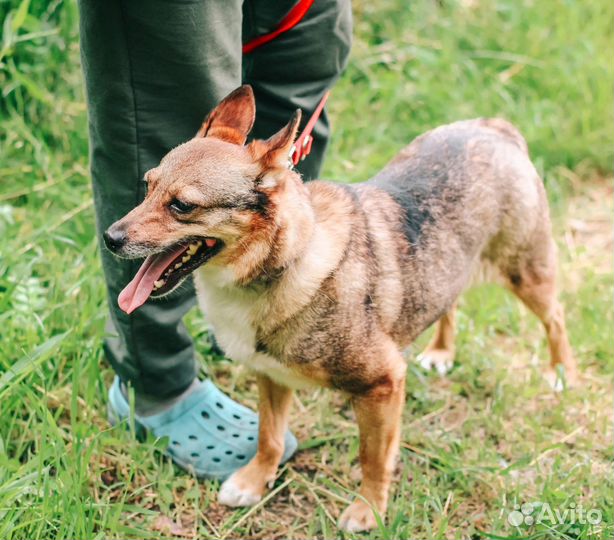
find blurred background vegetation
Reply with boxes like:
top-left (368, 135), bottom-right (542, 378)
top-left (0, 0), bottom-right (612, 539)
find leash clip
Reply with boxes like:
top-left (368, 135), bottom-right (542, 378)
top-left (288, 145), bottom-right (297, 168)
top-left (288, 90), bottom-right (330, 168)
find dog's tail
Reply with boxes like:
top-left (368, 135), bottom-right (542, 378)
top-left (478, 118), bottom-right (529, 154)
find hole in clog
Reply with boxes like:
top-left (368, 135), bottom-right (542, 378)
top-left (172, 440), bottom-right (180, 446)
top-left (249, 421), bottom-right (256, 425)
top-left (217, 425), bottom-right (225, 431)
top-left (212, 457), bottom-right (221, 463)
top-left (188, 435), bottom-right (197, 440)
top-left (225, 450), bottom-right (232, 455)
top-left (232, 433), bottom-right (239, 438)
top-left (236, 454), bottom-right (245, 460)
top-left (232, 414), bottom-right (241, 420)
top-left (191, 452), bottom-right (199, 458)
top-left (216, 402), bottom-right (223, 409)
top-left (201, 411), bottom-right (210, 419)
top-left (247, 436), bottom-right (254, 441)
top-left (206, 445), bottom-right (214, 450)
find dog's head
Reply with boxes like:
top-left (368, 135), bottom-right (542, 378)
top-left (104, 85), bottom-right (304, 314)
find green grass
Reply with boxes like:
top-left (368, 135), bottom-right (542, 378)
top-left (1, 0), bottom-right (612, 538)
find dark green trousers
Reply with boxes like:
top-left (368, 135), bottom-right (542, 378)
top-left (78, 0), bottom-right (352, 398)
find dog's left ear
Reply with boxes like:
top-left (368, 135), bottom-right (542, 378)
top-left (249, 109), bottom-right (302, 172)
top-left (196, 85), bottom-right (256, 145)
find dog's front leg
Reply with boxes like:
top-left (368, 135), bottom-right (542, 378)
top-left (338, 357), bottom-right (406, 532)
top-left (218, 373), bottom-right (293, 507)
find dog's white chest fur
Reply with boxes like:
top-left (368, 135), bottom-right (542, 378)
top-left (194, 268), bottom-right (315, 390)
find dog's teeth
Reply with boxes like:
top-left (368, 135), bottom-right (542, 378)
top-left (174, 262), bottom-right (182, 269)
top-left (187, 243), bottom-right (198, 255)
top-left (153, 279), bottom-right (165, 289)
top-left (182, 255), bottom-right (191, 263)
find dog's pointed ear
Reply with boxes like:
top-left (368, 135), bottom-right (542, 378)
top-left (250, 109), bottom-right (302, 171)
top-left (196, 85), bottom-right (256, 144)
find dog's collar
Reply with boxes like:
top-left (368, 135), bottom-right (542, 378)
top-left (288, 90), bottom-right (330, 168)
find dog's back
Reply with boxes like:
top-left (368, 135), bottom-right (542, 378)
top-left (367, 118), bottom-right (538, 249)
top-left (351, 118), bottom-right (551, 343)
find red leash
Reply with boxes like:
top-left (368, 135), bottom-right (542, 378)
top-left (242, 0), bottom-right (315, 55)
top-left (289, 90), bottom-right (330, 166)
top-left (242, 0), bottom-right (329, 167)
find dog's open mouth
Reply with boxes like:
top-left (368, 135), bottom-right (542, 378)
top-left (118, 238), bottom-right (222, 314)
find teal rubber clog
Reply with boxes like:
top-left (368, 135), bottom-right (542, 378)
top-left (107, 377), bottom-right (297, 480)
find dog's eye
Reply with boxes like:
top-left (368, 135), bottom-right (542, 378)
top-left (170, 199), bottom-right (197, 214)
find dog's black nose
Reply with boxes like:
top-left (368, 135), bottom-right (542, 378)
top-left (103, 228), bottom-right (127, 252)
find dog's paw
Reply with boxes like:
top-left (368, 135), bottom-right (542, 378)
top-left (338, 500), bottom-right (379, 533)
top-left (417, 348), bottom-right (454, 375)
top-left (543, 366), bottom-right (579, 393)
top-left (218, 472), bottom-right (263, 507)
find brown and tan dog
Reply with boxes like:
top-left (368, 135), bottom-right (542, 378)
top-left (105, 85), bottom-right (577, 532)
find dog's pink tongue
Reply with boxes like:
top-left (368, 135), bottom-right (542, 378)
top-left (118, 246), bottom-right (187, 314)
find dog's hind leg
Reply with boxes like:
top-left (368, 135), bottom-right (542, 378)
top-left (338, 344), bottom-right (406, 532)
top-left (417, 303), bottom-right (457, 375)
top-left (506, 240), bottom-right (578, 391)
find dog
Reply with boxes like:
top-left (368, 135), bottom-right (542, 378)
top-left (104, 85), bottom-right (577, 532)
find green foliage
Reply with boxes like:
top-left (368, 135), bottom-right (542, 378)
top-left (325, 0), bottom-right (614, 181)
top-left (0, 0), bottom-right (612, 538)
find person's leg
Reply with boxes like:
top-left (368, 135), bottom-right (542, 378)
top-left (242, 0), bottom-right (353, 180)
top-left (79, 0), bottom-right (299, 480)
top-left (78, 0), bottom-right (242, 400)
